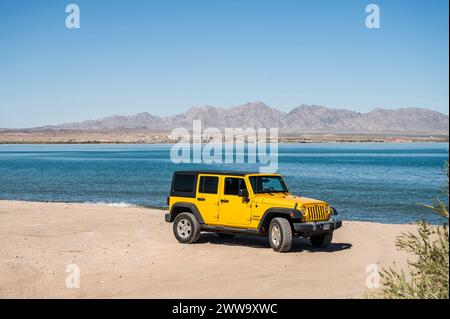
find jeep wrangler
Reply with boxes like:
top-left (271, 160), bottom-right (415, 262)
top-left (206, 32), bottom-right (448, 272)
top-left (165, 171), bottom-right (342, 252)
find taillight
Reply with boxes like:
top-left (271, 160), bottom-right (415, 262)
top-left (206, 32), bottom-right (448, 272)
top-left (167, 196), bottom-right (170, 206)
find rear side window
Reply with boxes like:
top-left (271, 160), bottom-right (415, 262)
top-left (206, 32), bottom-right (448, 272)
top-left (224, 177), bottom-right (247, 196)
top-left (199, 176), bottom-right (219, 194)
top-left (173, 174), bottom-right (195, 192)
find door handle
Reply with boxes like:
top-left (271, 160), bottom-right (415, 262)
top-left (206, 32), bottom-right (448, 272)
top-left (220, 199), bottom-right (229, 203)
top-left (197, 197), bottom-right (206, 201)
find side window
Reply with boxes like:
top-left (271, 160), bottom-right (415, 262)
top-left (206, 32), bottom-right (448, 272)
top-left (224, 178), bottom-right (247, 196)
top-left (173, 174), bottom-right (195, 192)
top-left (199, 176), bottom-right (219, 194)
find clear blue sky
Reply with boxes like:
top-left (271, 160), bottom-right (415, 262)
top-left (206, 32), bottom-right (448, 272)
top-left (0, 0), bottom-right (448, 128)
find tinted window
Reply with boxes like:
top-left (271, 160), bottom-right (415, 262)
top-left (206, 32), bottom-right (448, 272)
top-left (199, 176), bottom-right (219, 194)
top-left (173, 174), bottom-right (195, 192)
top-left (224, 178), bottom-right (247, 196)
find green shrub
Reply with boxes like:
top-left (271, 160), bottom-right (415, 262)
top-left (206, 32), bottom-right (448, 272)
top-left (380, 162), bottom-right (449, 299)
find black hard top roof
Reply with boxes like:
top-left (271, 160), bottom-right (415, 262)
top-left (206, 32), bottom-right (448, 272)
top-left (173, 170), bottom-right (263, 176)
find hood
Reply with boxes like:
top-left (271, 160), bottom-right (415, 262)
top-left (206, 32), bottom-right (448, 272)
top-left (253, 193), bottom-right (327, 208)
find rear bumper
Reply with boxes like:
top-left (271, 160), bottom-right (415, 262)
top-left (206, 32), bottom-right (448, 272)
top-left (293, 219), bottom-right (342, 236)
top-left (165, 213), bottom-right (172, 223)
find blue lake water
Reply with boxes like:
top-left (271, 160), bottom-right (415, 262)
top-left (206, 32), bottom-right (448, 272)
top-left (0, 143), bottom-right (448, 224)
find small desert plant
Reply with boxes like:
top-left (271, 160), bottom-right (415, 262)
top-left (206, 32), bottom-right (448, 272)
top-left (380, 161), bottom-right (449, 299)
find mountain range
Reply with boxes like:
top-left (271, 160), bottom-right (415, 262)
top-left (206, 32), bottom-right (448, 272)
top-left (6, 102), bottom-right (449, 135)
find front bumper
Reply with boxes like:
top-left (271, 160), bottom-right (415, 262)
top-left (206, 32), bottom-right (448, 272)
top-left (293, 219), bottom-right (342, 236)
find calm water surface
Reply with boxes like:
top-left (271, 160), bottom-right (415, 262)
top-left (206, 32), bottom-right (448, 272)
top-left (0, 143), bottom-right (448, 224)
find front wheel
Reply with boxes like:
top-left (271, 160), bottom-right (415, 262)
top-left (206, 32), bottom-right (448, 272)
top-left (310, 232), bottom-right (333, 248)
top-left (173, 213), bottom-right (201, 244)
top-left (268, 218), bottom-right (293, 252)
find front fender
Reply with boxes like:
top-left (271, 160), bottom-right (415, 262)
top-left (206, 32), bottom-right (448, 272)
top-left (257, 207), bottom-right (302, 231)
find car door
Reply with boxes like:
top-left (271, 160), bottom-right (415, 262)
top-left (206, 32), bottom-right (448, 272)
top-left (196, 174), bottom-right (220, 224)
top-left (219, 177), bottom-right (252, 226)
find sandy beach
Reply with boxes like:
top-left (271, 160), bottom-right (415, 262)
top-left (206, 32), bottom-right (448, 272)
top-left (0, 200), bottom-right (415, 298)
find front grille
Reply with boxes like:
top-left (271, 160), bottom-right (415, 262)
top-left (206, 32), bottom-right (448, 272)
top-left (305, 205), bottom-right (329, 221)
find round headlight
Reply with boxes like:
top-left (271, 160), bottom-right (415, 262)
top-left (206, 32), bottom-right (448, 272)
top-left (301, 207), bottom-right (307, 214)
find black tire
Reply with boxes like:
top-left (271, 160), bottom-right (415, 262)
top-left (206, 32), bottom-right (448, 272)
top-left (173, 212), bottom-right (201, 244)
top-left (310, 232), bottom-right (333, 248)
top-left (268, 218), bottom-right (293, 252)
top-left (216, 233), bottom-right (236, 239)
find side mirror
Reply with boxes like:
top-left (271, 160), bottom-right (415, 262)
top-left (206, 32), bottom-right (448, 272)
top-left (238, 189), bottom-right (249, 198)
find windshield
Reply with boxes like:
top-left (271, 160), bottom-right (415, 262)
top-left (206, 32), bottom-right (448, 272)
top-left (249, 175), bottom-right (289, 194)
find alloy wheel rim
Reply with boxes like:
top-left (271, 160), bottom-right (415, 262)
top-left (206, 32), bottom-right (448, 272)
top-left (271, 224), bottom-right (281, 246)
top-left (177, 219), bottom-right (192, 239)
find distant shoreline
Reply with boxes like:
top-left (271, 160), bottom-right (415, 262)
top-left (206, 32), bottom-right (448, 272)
top-left (0, 131), bottom-right (448, 144)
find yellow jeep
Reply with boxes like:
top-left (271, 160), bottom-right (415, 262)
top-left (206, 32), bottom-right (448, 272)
top-left (165, 171), bottom-right (342, 252)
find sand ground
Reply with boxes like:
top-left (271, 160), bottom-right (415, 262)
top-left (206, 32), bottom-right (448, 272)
top-left (0, 200), bottom-right (414, 298)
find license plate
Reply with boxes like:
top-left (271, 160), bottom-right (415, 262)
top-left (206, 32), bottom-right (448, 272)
top-left (323, 224), bottom-right (330, 230)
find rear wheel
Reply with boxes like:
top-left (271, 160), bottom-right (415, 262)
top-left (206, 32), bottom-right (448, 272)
top-left (268, 218), bottom-right (292, 252)
top-left (173, 213), bottom-right (201, 244)
top-left (310, 232), bottom-right (333, 248)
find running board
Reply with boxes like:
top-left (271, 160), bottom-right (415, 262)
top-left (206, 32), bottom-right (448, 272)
top-left (200, 224), bottom-right (262, 236)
